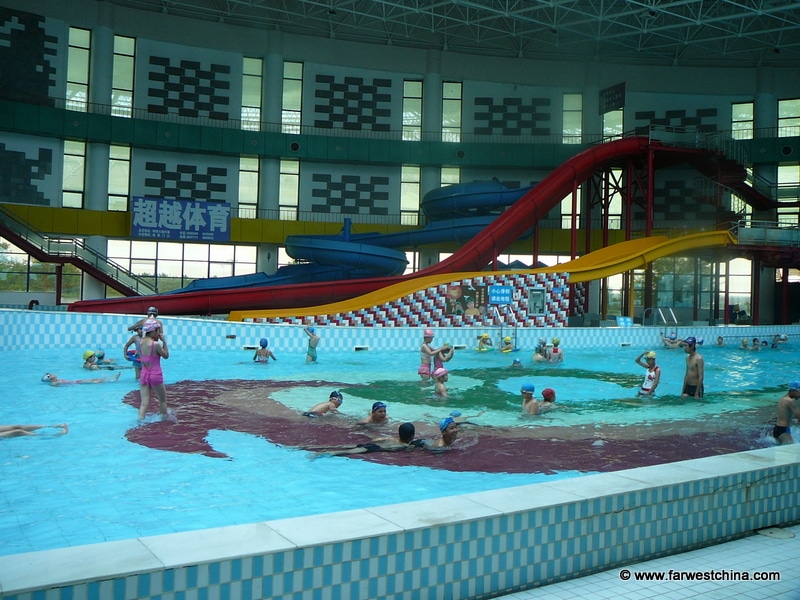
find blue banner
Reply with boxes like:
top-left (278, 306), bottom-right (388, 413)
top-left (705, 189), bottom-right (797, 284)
top-left (488, 285), bottom-right (513, 305)
top-left (131, 197), bottom-right (231, 242)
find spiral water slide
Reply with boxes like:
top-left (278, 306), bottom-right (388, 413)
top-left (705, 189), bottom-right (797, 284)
top-left (70, 136), bottom-right (663, 316)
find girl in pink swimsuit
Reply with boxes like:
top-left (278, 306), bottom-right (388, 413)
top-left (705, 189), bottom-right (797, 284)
top-left (138, 319), bottom-right (170, 420)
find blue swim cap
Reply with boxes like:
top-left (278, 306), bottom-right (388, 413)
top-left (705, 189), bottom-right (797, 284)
top-left (684, 336), bottom-right (697, 347)
top-left (259, 338), bottom-right (268, 348)
top-left (372, 401), bottom-right (387, 412)
top-left (520, 383), bottom-right (535, 394)
top-left (308, 327), bottom-right (315, 333)
top-left (669, 333), bottom-right (677, 340)
top-left (789, 381), bottom-right (800, 391)
top-left (450, 410), bottom-right (462, 417)
top-left (439, 416), bottom-right (455, 431)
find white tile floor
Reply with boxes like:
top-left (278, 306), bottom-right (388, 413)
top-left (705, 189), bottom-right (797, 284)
top-left (498, 523), bottom-right (800, 599)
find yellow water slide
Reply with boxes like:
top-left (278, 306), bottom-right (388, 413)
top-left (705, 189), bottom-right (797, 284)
top-left (228, 230), bottom-right (736, 321)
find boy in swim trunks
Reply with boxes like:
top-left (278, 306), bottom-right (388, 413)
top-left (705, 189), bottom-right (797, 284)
top-left (772, 381), bottom-right (800, 444)
top-left (681, 336), bottom-right (704, 398)
top-left (303, 391), bottom-right (343, 417)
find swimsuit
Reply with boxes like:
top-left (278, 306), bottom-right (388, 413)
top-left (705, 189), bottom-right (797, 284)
top-left (255, 352), bottom-right (269, 363)
top-left (682, 383), bottom-right (704, 397)
top-left (307, 346), bottom-right (317, 361)
top-left (640, 366), bottom-right (660, 393)
top-left (139, 342), bottom-right (164, 387)
top-left (356, 443), bottom-right (382, 453)
top-left (302, 411), bottom-right (320, 418)
top-left (772, 425), bottom-right (789, 440)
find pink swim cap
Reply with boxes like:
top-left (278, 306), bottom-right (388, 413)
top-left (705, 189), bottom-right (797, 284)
top-left (424, 329), bottom-right (434, 337)
top-left (433, 368), bottom-right (448, 378)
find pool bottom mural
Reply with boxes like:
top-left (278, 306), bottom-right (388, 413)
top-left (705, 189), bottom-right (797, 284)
top-left (252, 272), bottom-right (573, 328)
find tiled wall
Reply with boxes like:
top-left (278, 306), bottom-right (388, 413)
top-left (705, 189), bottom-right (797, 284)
top-left (1, 446), bottom-right (799, 600)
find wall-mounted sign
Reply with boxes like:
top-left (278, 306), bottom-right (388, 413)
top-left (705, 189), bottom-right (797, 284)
top-left (131, 196), bottom-right (231, 242)
top-left (488, 285), bottom-right (513, 305)
top-left (599, 82), bottom-right (626, 115)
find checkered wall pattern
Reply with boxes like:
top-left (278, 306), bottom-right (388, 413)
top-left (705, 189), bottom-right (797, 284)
top-left (0, 8), bottom-right (57, 105)
top-left (310, 173), bottom-right (390, 215)
top-left (144, 162), bottom-right (227, 201)
top-left (259, 272), bottom-right (570, 328)
top-left (473, 96), bottom-right (552, 136)
top-left (634, 108), bottom-right (719, 133)
top-left (147, 56), bottom-right (232, 120)
top-left (313, 75), bottom-right (392, 131)
top-left (630, 179), bottom-right (727, 224)
top-left (0, 144), bottom-right (52, 205)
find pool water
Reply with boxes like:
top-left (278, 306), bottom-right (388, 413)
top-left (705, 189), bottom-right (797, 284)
top-left (1, 341), bottom-right (795, 557)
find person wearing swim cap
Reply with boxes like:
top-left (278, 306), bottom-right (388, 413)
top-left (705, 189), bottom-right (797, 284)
top-left (500, 336), bottom-right (514, 352)
top-left (253, 338), bottom-right (277, 363)
top-left (303, 391), bottom-right (343, 417)
top-left (128, 306), bottom-right (165, 333)
top-left (432, 367), bottom-right (449, 398)
top-left (359, 401), bottom-right (388, 425)
top-left (433, 416), bottom-right (459, 447)
top-left (138, 318), bottom-right (170, 420)
top-left (541, 388), bottom-right (558, 412)
top-left (680, 336), bottom-right (704, 399)
top-left (476, 333), bottom-right (493, 351)
top-left (772, 381), bottom-right (800, 444)
top-left (41, 372), bottom-right (120, 386)
top-left (308, 422), bottom-right (426, 459)
top-left (123, 324), bottom-right (144, 380)
top-left (303, 325), bottom-right (320, 363)
top-left (548, 337), bottom-right (564, 363)
top-left (661, 333), bottom-right (682, 349)
top-left (82, 349), bottom-right (99, 370)
top-left (418, 329), bottom-right (440, 381)
top-left (521, 382), bottom-right (541, 415)
top-left (511, 358), bottom-right (523, 368)
top-left (635, 350), bottom-right (661, 396)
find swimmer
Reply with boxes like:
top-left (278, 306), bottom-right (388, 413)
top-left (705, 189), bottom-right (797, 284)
top-left (772, 381), bottom-right (800, 444)
top-left (634, 350), bottom-right (661, 396)
top-left (662, 333), bottom-right (682, 349)
top-left (433, 416), bottom-right (459, 448)
top-left (751, 337), bottom-right (761, 351)
top-left (532, 338), bottom-right (549, 362)
top-left (359, 401), bottom-right (388, 425)
top-left (716, 336), bottom-right (724, 346)
top-left (83, 350), bottom-right (126, 371)
top-left (303, 390), bottom-right (343, 417)
top-left (254, 338), bottom-right (277, 363)
top-left (432, 367), bottom-right (449, 398)
top-left (309, 422), bottom-right (426, 459)
top-left (520, 382), bottom-right (541, 415)
top-left (541, 388), bottom-right (557, 411)
top-left (123, 325), bottom-right (143, 380)
top-left (0, 424), bottom-right (68, 438)
top-left (433, 342), bottom-right (454, 371)
top-left (740, 338), bottom-right (749, 349)
top-left (128, 306), bottom-right (165, 333)
top-left (477, 333), bottom-right (493, 350)
top-left (681, 336), bottom-right (704, 399)
top-left (418, 329), bottom-right (439, 381)
top-left (304, 326), bottom-right (320, 363)
top-left (423, 409), bottom-right (485, 426)
top-left (500, 336), bottom-right (514, 352)
top-left (548, 337), bottom-right (564, 363)
top-left (42, 372), bottom-right (120, 386)
top-left (138, 318), bottom-right (169, 420)
top-left (511, 358), bottom-right (523, 368)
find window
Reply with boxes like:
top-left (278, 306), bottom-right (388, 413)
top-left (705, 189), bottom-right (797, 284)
top-left (602, 109), bottom-right (623, 140)
top-left (402, 80), bottom-right (423, 141)
top-left (66, 27), bottom-right (91, 112)
top-left (0, 238), bottom-right (82, 303)
top-left (106, 240), bottom-right (257, 293)
top-left (441, 167), bottom-right (460, 186)
top-left (401, 165), bottom-right (420, 226)
top-left (731, 102), bottom-right (753, 140)
top-left (778, 98), bottom-right (800, 137)
top-left (562, 93), bottom-right (582, 144)
top-left (112, 35), bottom-right (135, 118)
top-left (442, 82), bottom-right (462, 142)
top-left (279, 159), bottom-right (299, 220)
top-left (560, 188), bottom-right (581, 230)
top-left (241, 57), bottom-right (262, 131)
top-left (108, 145), bottom-right (130, 212)
top-left (238, 156), bottom-right (260, 219)
top-left (62, 140), bottom-right (86, 208)
top-left (282, 62), bottom-right (303, 134)
top-left (777, 164), bottom-right (800, 226)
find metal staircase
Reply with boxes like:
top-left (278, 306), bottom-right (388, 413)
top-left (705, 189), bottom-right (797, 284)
top-left (0, 204), bottom-right (156, 296)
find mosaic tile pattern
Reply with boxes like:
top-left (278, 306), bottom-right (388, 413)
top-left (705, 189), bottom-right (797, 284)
top-left (0, 143), bottom-right (52, 205)
top-left (473, 97), bottom-right (551, 136)
top-left (146, 56), bottom-right (232, 120)
top-left (313, 74), bottom-right (393, 131)
top-left (0, 8), bottom-right (58, 105)
top-left (634, 108), bottom-right (719, 132)
top-left (630, 180), bottom-right (724, 224)
top-left (143, 161), bottom-right (228, 202)
top-left (310, 173), bottom-right (391, 215)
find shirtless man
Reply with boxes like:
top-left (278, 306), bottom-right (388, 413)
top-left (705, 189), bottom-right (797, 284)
top-left (303, 391), bottom-right (343, 417)
top-left (359, 401), bottom-right (388, 425)
top-left (520, 383), bottom-right (541, 415)
top-left (772, 381), bottom-right (800, 444)
top-left (304, 326), bottom-right (320, 363)
top-left (681, 336), bottom-right (704, 398)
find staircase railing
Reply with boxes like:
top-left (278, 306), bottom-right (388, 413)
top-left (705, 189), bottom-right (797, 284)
top-left (0, 204), bottom-right (156, 296)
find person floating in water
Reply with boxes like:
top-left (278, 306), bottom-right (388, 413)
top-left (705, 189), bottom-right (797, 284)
top-left (634, 350), bottom-right (661, 396)
top-left (772, 381), bottom-right (800, 444)
top-left (303, 390), bottom-right (343, 417)
top-left (662, 333), bottom-right (682, 349)
top-left (254, 338), bottom-right (277, 363)
top-left (681, 336), bottom-right (704, 399)
top-left (303, 325), bottom-right (320, 363)
top-left (433, 416), bottom-right (460, 447)
top-left (42, 372), bottom-right (120, 386)
top-left (138, 318), bottom-right (170, 420)
top-left (0, 424), bottom-right (69, 438)
top-left (309, 422), bottom-right (426, 459)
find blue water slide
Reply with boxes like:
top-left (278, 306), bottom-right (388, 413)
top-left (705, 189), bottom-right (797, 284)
top-left (421, 180), bottom-right (537, 219)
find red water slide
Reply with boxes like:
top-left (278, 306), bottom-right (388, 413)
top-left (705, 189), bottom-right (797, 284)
top-left (69, 136), bottom-right (655, 316)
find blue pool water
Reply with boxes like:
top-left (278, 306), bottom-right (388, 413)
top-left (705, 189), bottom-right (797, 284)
top-left (1, 340), bottom-right (796, 557)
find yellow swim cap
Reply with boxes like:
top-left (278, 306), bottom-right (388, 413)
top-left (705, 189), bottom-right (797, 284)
top-left (83, 350), bottom-right (95, 360)
top-left (645, 351), bottom-right (656, 359)
top-left (481, 333), bottom-right (489, 338)
top-left (552, 337), bottom-right (560, 345)
top-left (504, 336), bottom-right (511, 342)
